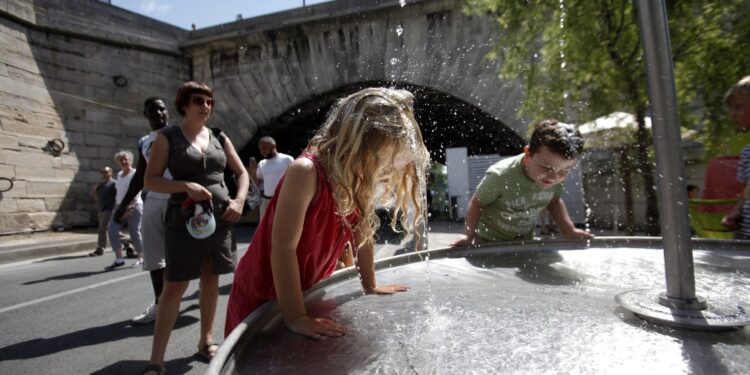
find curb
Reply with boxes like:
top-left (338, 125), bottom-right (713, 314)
top-left (0, 238), bottom-right (98, 264)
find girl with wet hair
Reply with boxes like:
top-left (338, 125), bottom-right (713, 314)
top-left (226, 87), bottom-right (431, 339)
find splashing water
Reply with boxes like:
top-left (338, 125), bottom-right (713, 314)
top-left (390, 57), bottom-right (400, 65)
top-left (399, 0), bottom-right (406, 7)
top-left (396, 24), bottom-right (404, 37)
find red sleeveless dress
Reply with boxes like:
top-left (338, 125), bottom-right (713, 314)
top-left (225, 154), bottom-right (357, 335)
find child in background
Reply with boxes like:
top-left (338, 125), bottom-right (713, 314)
top-left (721, 76), bottom-right (750, 237)
top-left (451, 120), bottom-right (593, 246)
top-left (226, 87), bottom-right (431, 339)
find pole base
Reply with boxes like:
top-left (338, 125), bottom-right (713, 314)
top-left (616, 289), bottom-right (749, 332)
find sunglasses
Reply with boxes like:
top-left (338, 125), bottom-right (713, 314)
top-left (191, 95), bottom-right (214, 107)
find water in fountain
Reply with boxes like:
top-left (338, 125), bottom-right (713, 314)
top-left (227, 243), bottom-right (750, 374)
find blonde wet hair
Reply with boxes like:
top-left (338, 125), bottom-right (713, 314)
top-left (307, 87), bottom-right (430, 251)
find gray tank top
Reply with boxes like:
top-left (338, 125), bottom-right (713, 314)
top-left (160, 125), bottom-right (229, 208)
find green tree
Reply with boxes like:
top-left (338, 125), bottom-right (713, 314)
top-left (466, 0), bottom-right (750, 235)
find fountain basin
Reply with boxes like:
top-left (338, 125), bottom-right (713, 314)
top-left (211, 238), bottom-right (750, 374)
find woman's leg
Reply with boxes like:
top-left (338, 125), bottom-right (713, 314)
top-left (148, 280), bottom-right (189, 367)
top-left (198, 258), bottom-right (220, 350)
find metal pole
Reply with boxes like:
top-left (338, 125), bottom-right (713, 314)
top-left (634, 0), bottom-right (704, 308)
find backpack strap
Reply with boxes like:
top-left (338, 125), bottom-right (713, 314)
top-left (210, 127), bottom-right (226, 148)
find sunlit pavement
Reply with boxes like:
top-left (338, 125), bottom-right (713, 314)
top-left (0, 219), bottom-right (627, 374)
top-left (0, 221), bottom-right (463, 374)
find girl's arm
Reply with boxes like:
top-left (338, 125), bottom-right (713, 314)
top-left (271, 158), bottom-right (347, 340)
top-left (220, 136), bottom-right (249, 223)
top-left (354, 226), bottom-right (410, 295)
top-left (144, 133), bottom-right (212, 201)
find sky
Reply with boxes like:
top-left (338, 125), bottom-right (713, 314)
top-left (110, 0), bottom-right (334, 30)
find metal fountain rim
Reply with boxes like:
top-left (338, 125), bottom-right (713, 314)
top-left (207, 236), bottom-right (750, 374)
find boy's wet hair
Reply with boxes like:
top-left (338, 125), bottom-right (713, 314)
top-left (725, 75), bottom-right (750, 105)
top-left (528, 119), bottom-right (585, 159)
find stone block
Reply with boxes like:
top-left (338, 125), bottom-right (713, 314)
top-left (2, 121), bottom-right (62, 139)
top-left (3, 149), bottom-right (55, 167)
top-left (70, 144), bottom-right (100, 159)
top-left (26, 212), bottom-right (63, 230)
top-left (16, 198), bottom-right (46, 212)
top-left (85, 133), bottom-right (116, 147)
top-left (14, 166), bottom-right (55, 180)
top-left (0, 179), bottom-right (26, 197)
top-left (26, 180), bottom-right (70, 197)
top-left (0, 163), bottom-right (14, 177)
top-left (45, 197), bottom-right (77, 211)
top-left (0, 133), bottom-right (19, 150)
top-left (122, 116), bottom-right (147, 128)
top-left (85, 110), bottom-right (119, 124)
top-left (0, 214), bottom-right (28, 234)
top-left (54, 168), bottom-right (76, 180)
top-left (64, 131), bottom-right (86, 145)
top-left (64, 210), bottom-right (93, 226)
top-left (0, 63), bottom-right (8, 77)
top-left (0, 198), bottom-right (18, 213)
top-left (17, 135), bottom-right (48, 149)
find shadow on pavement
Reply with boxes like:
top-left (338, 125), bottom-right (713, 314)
top-left (182, 283), bottom-right (232, 302)
top-left (32, 254), bottom-right (91, 263)
top-left (0, 304), bottom-right (199, 361)
top-left (22, 266), bottom-right (132, 285)
top-left (91, 355), bottom-right (198, 375)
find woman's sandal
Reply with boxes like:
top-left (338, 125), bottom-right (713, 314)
top-left (141, 363), bottom-right (165, 375)
top-left (197, 342), bottom-right (219, 360)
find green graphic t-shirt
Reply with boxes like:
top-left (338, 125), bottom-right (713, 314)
top-left (474, 154), bottom-right (562, 241)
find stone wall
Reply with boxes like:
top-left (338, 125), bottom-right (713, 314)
top-left (0, 0), bottom-right (189, 234)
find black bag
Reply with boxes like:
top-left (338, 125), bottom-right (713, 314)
top-left (211, 127), bottom-right (251, 215)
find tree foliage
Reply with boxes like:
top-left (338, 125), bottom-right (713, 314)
top-left (465, 0), bottom-right (750, 146)
top-left (465, 0), bottom-right (750, 234)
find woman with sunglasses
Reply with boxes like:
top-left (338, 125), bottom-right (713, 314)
top-left (142, 81), bottom-right (248, 375)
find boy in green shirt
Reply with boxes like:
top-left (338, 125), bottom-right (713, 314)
top-left (451, 120), bottom-right (593, 246)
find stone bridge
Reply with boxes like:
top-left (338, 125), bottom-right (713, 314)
top-left (185, 0), bottom-right (526, 160)
top-left (0, 0), bottom-right (526, 233)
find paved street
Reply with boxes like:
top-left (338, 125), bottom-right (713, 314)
top-left (0, 221), bottom-right (462, 374)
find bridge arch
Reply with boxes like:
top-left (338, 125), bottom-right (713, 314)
top-left (236, 81), bottom-right (525, 163)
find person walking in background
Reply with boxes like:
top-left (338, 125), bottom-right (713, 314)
top-left (248, 136), bottom-right (293, 219)
top-left (450, 120), bottom-right (593, 247)
top-left (113, 97), bottom-right (171, 325)
top-left (106, 151), bottom-right (144, 269)
top-left (141, 81), bottom-right (248, 375)
top-left (720, 76), bottom-right (750, 238)
top-left (225, 87), bottom-right (430, 339)
top-left (89, 166), bottom-right (116, 257)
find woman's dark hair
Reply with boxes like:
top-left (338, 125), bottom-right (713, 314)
top-left (528, 119), bottom-right (585, 159)
top-left (174, 81), bottom-right (213, 116)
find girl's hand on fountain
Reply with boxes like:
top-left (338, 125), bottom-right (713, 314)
top-left (369, 284), bottom-right (410, 295)
top-left (286, 315), bottom-right (348, 340)
top-left (563, 228), bottom-right (594, 240)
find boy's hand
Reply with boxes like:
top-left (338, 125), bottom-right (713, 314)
top-left (562, 228), bottom-right (594, 240)
top-left (368, 284), bottom-right (410, 295)
top-left (285, 315), bottom-right (348, 340)
top-left (449, 234), bottom-right (473, 248)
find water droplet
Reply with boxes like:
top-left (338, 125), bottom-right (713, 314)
top-left (390, 57), bottom-right (400, 65)
top-left (395, 25), bottom-right (404, 36)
